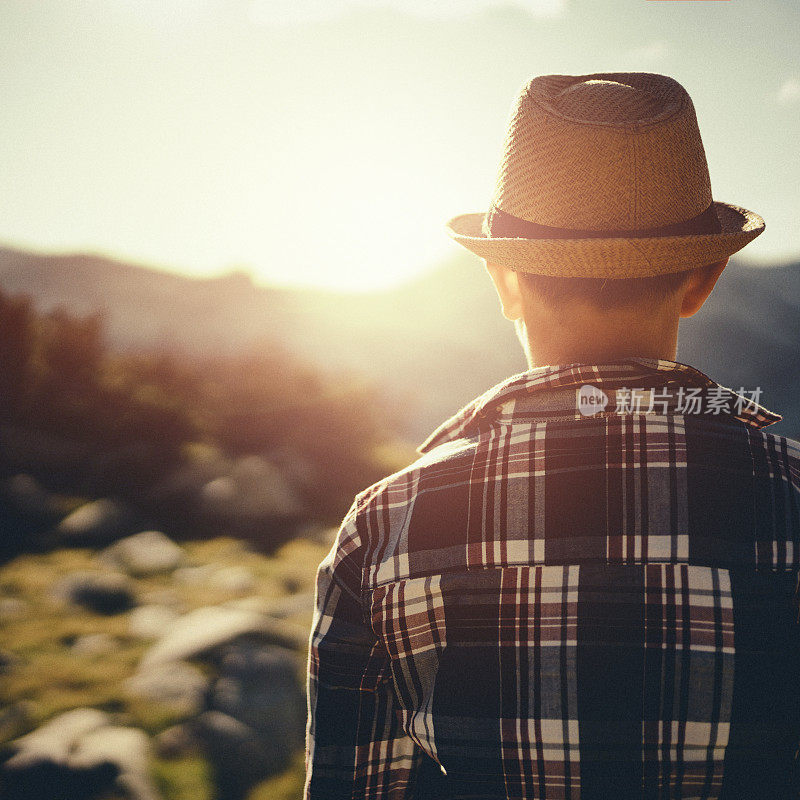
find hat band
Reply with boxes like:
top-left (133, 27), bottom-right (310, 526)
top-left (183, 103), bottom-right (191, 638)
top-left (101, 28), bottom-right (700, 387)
top-left (484, 201), bottom-right (721, 240)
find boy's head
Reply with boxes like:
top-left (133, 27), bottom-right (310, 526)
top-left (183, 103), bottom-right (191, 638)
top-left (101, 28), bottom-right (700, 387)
top-left (445, 73), bottom-right (764, 342)
top-left (485, 258), bottom-right (728, 366)
top-left (516, 268), bottom-right (692, 311)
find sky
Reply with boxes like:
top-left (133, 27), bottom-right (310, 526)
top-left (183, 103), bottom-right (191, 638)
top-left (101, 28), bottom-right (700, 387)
top-left (1, 0), bottom-right (798, 291)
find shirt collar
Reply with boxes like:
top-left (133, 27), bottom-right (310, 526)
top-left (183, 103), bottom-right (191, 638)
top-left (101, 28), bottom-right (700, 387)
top-left (417, 357), bottom-right (782, 454)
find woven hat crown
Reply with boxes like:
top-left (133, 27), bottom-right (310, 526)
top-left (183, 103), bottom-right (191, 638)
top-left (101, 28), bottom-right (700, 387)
top-left (489, 72), bottom-right (713, 233)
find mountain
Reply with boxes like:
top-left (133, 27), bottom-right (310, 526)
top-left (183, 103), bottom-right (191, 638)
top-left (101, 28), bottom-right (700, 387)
top-left (0, 245), bottom-right (798, 443)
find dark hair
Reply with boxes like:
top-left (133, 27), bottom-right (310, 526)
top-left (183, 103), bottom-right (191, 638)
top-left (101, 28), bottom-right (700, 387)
top-left (516, 268), bottom-right (691, 310)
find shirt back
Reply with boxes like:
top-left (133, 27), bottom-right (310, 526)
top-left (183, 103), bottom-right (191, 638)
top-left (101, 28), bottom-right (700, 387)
top-left (305, 359), bottom-right (800, 800)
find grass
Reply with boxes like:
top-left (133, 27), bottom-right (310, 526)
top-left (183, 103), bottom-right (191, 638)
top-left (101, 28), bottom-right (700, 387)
top-left (248, 750), bottom-right (308, 800)
top-left (0, 534), bottom-right (330, 799)
top-left (152, 756), bottom-right (214, 800)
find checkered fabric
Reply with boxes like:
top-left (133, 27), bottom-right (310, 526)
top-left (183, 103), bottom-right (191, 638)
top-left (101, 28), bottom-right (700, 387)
top-left (305, 358), bottom-right (800, 800)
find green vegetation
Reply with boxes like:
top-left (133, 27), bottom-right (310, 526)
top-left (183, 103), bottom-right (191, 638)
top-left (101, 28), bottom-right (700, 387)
top-left (0, 286), bottom-right (408, 557)
top-left (0, 536), bottom-right (328, 799)
top-left (0, 538), bottom-right (324, 734)
top-left (152, 756), bottom-right (213, 800)
top-left (248, 750), bottom-right (308, 800)
top-left (0, 283), bottom-right (408, 798)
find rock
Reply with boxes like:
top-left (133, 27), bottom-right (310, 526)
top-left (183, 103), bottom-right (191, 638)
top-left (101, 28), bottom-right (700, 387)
top-left (173, 564), bottom-right (215, 586)
top-left (125, 662), bottom-right (208, 716)
top-left (263, 591), bottom-right (314, 620)
top-left (0, 475), bottom-right (62, 558)
top-left (2, 475), bottom-right (58, 521)
top-left (140, 606), bottom-right (308, 668)
top-left (200, 456), bottom-right (303, 519)
top-left (294, 522), bottom-right (338, 547)
top-left (208, 566), bottom-right (255, 595)
top-left (70, 726), bottom-right (158, 800)
top-left (116, 771), bottom-right (163, 800)
top-left (209, 644), bottom-right (305, 750)
top-left (214, 640), bottom-right (299, 683)
top-left (152, 446), bottom-right (230, 497)
top-left (69, 725), bottom-right (149, 773)
top-left (4, 708), bottom-right (111, 768)
top-left (224, 596), bottom-right (272, 615)
top-left (70, 633), bottom-right (116, 657)
top-left (192, 710), bottom-right (287, 800)
top-left (99, 530), bottom-right (184, 577)
top-left (53, 571), bottom-right (136, 615)
top-left (172, 564), bottom-right (214, 586)
top-left (202, 477), bottom-right (235, 506)
top-left (2, 710), bottom-right (160, 800)
top-left (226, 592), bottom-right (313, 620)
top-left (262, 446), bottom-right (319, 494)
top-left (190, 642), bottom-right (306, 799)
top-left (153, 723), bottom-right (201, 760)
top-left (128, 605), bottom-right (180, 640)
top-left (56, 499), bottom-right (136, 547)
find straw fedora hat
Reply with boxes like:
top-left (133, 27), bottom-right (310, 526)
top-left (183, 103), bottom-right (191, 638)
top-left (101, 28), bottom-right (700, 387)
top-left (446, 72), bottom-right (765, 278)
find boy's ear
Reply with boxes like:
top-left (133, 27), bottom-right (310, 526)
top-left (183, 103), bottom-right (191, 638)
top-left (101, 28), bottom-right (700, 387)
top-left (485, 261), bottom-right (525, 321)
top-left (679, 259), bottom-right (728, 318)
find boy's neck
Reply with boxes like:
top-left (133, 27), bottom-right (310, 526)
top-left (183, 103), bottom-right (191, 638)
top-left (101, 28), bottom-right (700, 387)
top-left (518, 309), bottom-right (680, 369)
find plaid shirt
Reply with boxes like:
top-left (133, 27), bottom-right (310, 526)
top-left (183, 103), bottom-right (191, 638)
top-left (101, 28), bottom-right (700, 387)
top-left (305, 358), bottom-right (800, 800)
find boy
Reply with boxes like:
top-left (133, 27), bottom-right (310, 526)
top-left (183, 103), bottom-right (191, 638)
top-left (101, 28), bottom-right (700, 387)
top-left (305, 72), bottom-right (800, 799)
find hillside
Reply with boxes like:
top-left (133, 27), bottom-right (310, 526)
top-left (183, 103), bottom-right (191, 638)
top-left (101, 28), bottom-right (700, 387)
top-left (0, 245), bottom-right (797, 442)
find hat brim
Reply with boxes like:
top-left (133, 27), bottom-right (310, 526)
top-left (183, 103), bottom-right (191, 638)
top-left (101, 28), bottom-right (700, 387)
top-left (445, 201), bottom-right (764, 278)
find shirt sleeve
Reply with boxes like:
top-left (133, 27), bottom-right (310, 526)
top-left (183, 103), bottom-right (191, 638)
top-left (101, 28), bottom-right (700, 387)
top-left (304, 495), bottom-right (426, 799)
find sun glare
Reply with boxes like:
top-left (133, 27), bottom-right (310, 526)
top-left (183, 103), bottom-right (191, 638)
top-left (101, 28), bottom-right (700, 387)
top-left (0, 0), bottom-right (796, 291)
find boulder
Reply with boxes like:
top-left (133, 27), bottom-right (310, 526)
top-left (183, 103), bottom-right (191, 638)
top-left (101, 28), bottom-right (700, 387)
top-left (140, 606), bottom-right (308, 668)
top-left (173, 564), bottom-right (215, 586)
top-left (201, 477), bottom-right (235, 507)
top-left (2, 710), bottom-right (159, 800)
top-left (0, 474), bottom-right (62, 558)
top-left (56, 499), bottom-right (136, 547)
top-left (2, 474), bottom-right (59, 523)
top-left (70, 726), bottom-right (158, 800)
top-left (208, 565), bottom-right (255, 595)
top-left (200, 455), bottom-right (303, 519)
top-left (70, 633), bottom-right (116, 657)
top-left (4, 709), bottom-right (110, 765)
top-left (224, 596), bottom-right (272, 615)
top-left (192, 711), bottom-right (286, 800)
top-left (128, 605), bottom-right (180, 640)
top-left (294, 522), bottom-right (339, 547)
top-left (220, 591), bottom-right (314, 620)
top-left (153, 723), bottom-right (201, 760)
top-left (149, 445), bottom-right (229, 499)
top-left (125, 662), bottom-right (208, 716)
top-left (53, 571), bottom-right (136, 615)
top-left (262, 591), bottom-right (314, 620)
top-left (99, 531), bottom-right (184, 577)
top-left (209, 643), bottom-right (305, 749)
